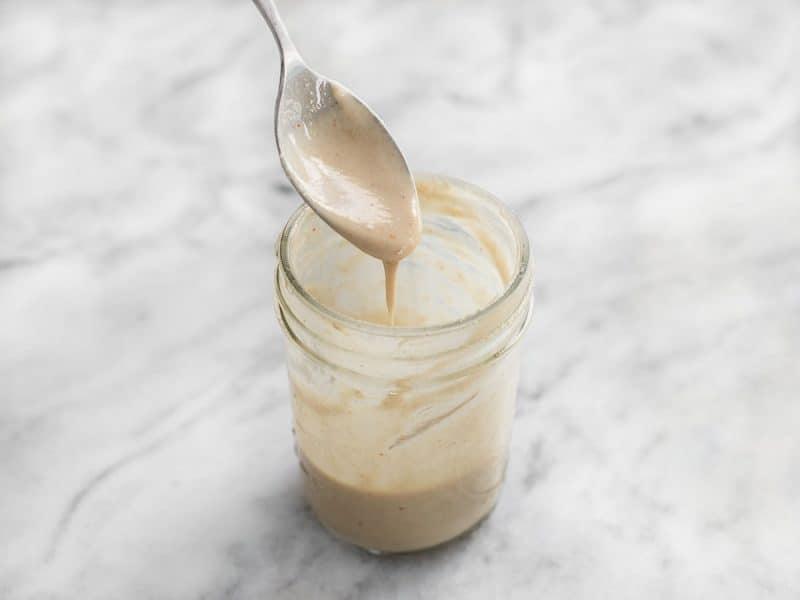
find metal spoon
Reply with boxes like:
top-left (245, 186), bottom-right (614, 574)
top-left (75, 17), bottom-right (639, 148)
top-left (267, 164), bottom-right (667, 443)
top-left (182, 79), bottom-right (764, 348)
top-left (249, 0), bottom-right (421, 264)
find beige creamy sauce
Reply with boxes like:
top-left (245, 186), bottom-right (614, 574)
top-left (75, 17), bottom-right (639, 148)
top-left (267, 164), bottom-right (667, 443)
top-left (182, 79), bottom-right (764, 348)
top-left (281, 84), bottom-right (421, 323)
top-left (291, 342), bottom-right (519, 552)
top-left (287, 181), bottom-right (518, 552)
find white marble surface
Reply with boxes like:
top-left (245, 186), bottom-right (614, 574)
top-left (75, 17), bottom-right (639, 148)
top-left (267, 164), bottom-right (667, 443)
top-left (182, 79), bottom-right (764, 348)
top-left (2, 0), bottom-right (799, 598)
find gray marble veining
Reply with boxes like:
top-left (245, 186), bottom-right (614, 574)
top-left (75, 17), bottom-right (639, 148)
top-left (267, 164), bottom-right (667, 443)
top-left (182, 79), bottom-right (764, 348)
top-left (1, 0), bottom-right (799, 598)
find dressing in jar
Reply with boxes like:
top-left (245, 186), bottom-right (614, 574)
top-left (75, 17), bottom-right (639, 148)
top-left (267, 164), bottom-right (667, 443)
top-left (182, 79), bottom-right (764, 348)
top-left (275, 174), bottom-right (533, 553)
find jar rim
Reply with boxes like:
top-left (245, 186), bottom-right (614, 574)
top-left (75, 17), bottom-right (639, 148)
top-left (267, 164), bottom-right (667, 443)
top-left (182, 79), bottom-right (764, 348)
top-left (277, 173), bottom-right (532, 339)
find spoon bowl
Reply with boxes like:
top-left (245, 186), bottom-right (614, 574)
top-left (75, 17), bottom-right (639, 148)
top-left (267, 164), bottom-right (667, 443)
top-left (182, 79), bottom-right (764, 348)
top-left (251, 0), bottom-right (421, 263)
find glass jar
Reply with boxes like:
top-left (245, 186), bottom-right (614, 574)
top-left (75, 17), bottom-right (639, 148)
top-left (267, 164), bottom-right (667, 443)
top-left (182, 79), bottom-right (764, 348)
top-left (274, 174), bottom-right (533, 553)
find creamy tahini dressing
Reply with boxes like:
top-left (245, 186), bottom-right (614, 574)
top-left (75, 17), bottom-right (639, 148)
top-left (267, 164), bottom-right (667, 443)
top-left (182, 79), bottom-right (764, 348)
top-left (282, 178), bottom-right (522, 552)
top-left (281, 84), bottom-right (421, 324)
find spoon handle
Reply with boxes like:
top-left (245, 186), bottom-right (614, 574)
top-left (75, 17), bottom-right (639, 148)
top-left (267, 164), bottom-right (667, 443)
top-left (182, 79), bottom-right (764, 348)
top-left (250, 0), bottom-right (301, 63)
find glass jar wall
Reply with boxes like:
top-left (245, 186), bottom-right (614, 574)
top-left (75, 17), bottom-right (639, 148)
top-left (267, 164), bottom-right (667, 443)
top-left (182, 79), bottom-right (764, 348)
top-left (274, 174), bottom-right (533, 553)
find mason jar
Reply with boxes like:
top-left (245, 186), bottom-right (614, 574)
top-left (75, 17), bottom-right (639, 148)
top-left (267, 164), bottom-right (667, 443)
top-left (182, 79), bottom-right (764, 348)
top-left (274, 174), bottom-right (534, 553)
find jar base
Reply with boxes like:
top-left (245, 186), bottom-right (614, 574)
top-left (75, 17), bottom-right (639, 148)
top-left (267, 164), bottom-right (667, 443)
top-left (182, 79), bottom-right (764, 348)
top-left (326, 502), bottom-right (499, 556)
top-left (299, 452), bottom-right (505, 554)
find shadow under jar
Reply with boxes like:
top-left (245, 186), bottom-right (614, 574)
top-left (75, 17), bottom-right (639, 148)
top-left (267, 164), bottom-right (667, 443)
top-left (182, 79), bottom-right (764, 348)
top-left (274, 174), bottom-right (534, 553)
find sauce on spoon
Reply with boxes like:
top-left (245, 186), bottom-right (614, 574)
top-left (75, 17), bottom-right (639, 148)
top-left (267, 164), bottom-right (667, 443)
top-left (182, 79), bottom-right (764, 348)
top-left (280, 84), bottom-right (421, 324)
